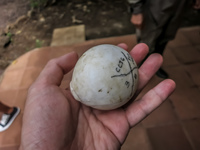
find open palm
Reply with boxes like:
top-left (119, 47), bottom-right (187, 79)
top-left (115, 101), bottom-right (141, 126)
top-left (20, 43), bottom-right (175, 150)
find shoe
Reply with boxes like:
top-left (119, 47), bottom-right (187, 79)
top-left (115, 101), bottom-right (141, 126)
top-left (0, 107), bottom-right (20, 132)
top-left (156, 68), bottom-right (168, 79)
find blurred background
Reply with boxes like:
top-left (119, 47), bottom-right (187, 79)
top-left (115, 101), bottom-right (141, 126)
top-left (0, 0), bottom-right (200, 70)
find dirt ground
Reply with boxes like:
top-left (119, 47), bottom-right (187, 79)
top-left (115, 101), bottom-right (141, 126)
top-left (0, 0), bottom-right (200, 70)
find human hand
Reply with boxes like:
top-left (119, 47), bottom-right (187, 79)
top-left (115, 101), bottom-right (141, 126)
top-left (130, 13), bottom-right (143, 29)
top-left (193, 0), bottom-right (200, 9)
top-left (20, 43), bottom-right (176, 150)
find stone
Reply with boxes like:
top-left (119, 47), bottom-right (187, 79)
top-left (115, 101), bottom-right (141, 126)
top-left (50, 25), bottom-right (85, 46)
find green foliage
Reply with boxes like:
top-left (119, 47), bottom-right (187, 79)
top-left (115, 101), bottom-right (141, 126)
top-left (6, 32), bottom-right (13, 42)
top-left (30, 0), bottom-right (48, 9)
top-left (35, 39), bottom-right (43, 48)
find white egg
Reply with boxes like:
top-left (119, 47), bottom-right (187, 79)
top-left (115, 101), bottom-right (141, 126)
top-left (70, 44), bottom-right (138, 110)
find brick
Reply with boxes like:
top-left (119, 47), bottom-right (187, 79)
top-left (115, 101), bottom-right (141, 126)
top-left (5, 52), bottom-right (30, 72)
top-left (163, 47), bottom-right (181, 67)
top-left (142, 100), bottom-right (178, 128)
top-left (167, 29), bottom-right (192, 48)
top-left (184, 63), bottom-right (200, 86)
top-left (147, 123), bottom-right (192, 150)
top-left (180, 26), bottom-right (200, 45)
top-left (164, 66), bottom-right (200, 119)
top-left (27, 48), bottom-right (51, 68)
top-left (0, 145), bottom-right (19, 150)
top-left (122, 125), bottom-right (153, 150)
top-left (51, 25), bottom-right (85, 46)
top-left (49, 45), bottom-right (77, 59)
top-left (0, 90), bottom-right (18, 107)
top-left (0, 112), bottom-right (22, 146)
top-left (13, 89), bottom-right (28, 112)
top-left (183, 119), bottom-right (200, 150)
top-left (19, 67), bottom-right (42, 89)
top-left (0, 69), bottom-right (25, 90)
top-left (170, 87), bottom-right (200, 120)
top-left (89, 34), bottom-right (137, 52)
top-left (164, 65), bottom-right (196, 90)
top-left (170, 45), bottom-right (200, 64)
top-left (50, 34), bottom-right (137, 59)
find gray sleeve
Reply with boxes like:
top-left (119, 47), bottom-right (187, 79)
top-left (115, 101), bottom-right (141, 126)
top-left (127, 0), bottom-right (144, 14)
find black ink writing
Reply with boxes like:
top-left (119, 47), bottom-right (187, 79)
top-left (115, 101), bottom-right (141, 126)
top-left (125, 81), bottom-right (130, 88)
top-left (115, 57), bottom-right (125, 73)
top-left (111, 51), bottom-right (138, 97)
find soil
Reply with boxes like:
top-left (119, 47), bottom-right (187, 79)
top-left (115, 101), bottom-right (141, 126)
top-left (0, 0), bottom-right (200, 70)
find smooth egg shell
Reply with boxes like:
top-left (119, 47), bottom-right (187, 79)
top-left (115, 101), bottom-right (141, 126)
top-left (70, 44), bottom-right (138, 110)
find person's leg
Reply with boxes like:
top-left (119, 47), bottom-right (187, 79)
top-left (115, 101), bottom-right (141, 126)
top-left (153, 0), bottom-right (188, 78)
top-left (153, 28), bottom-right (170, 78)
top-left (154, 41), bottom-right (169, 78)
top-left (136, 28), bottom-right (142, 43)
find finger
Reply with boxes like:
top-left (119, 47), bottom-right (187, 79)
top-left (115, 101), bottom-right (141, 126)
top-left (137, 53), bottom-right (163, 91)
top-left (126, 79), bottom-right (176, 127)
top-left (36, 51), bottom-right (78, 86)
top-left (117, 43), bottom-right (128, 51)
top-left (129, 43), bottom-right (149, 65)
top-left (122, 53), bottom-right (163, 109)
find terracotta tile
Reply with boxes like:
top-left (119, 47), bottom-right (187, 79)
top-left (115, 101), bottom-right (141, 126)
top-left (142, 100), bottom-right (178, 128)
top-left (0, 112), bottom-right (22, 146)
top-left (19, 67), bottom-right (42, 89)
top-left (163, 48), bottom-right (181, 67)
top-left (170, 87), bottom-right (200, 120)
top-left (0, 145), bottom-right (19, 150)
top-left (184, 63), bottom-right (200, 86)
top-left (49, 46), bottom-right (75, 59)
top-left (5, 52), bottom-right (30, 72)
top-left (51, 43), bottom-right (95, 59)
top-left (171, 46), bottom-right (200, 64)
top-left (147, 123), bottom-right (193, 150)
top-left (90, 34), bottom-right (137, 52)
top-left (13, 89), bottom-right (28, 112)
top-left (50, 41), bottom-right (101, 59)
top-left (183, 119), bottom-right (200, 150)
top-left (0, 69), bottom-right (25, 90)
top-left (122, 125), bottom-right (153, 150)
top-left (50, 42), bottom-right (97, 59)
top-left (50, 34), bottom-right (137, 59)
top-left (168, 65), bottom-right (200, 120)
top-left (27, 48), bottom-right (51, 68)
top-left (180, 26), bottom-right (200, 45)
top-left (165, 65), bottom-right (196, 90)
top-left (167, 29), bottom-right (192, 48)
top-left (0, 90), bottom-right (18, 107)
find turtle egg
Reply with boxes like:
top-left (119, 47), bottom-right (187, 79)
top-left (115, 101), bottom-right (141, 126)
top-left (70, 44), bottom-right (138, 110)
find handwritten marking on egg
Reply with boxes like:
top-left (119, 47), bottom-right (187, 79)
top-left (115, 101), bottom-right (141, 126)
top-left (70, 44), bottom-right (138, 110)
